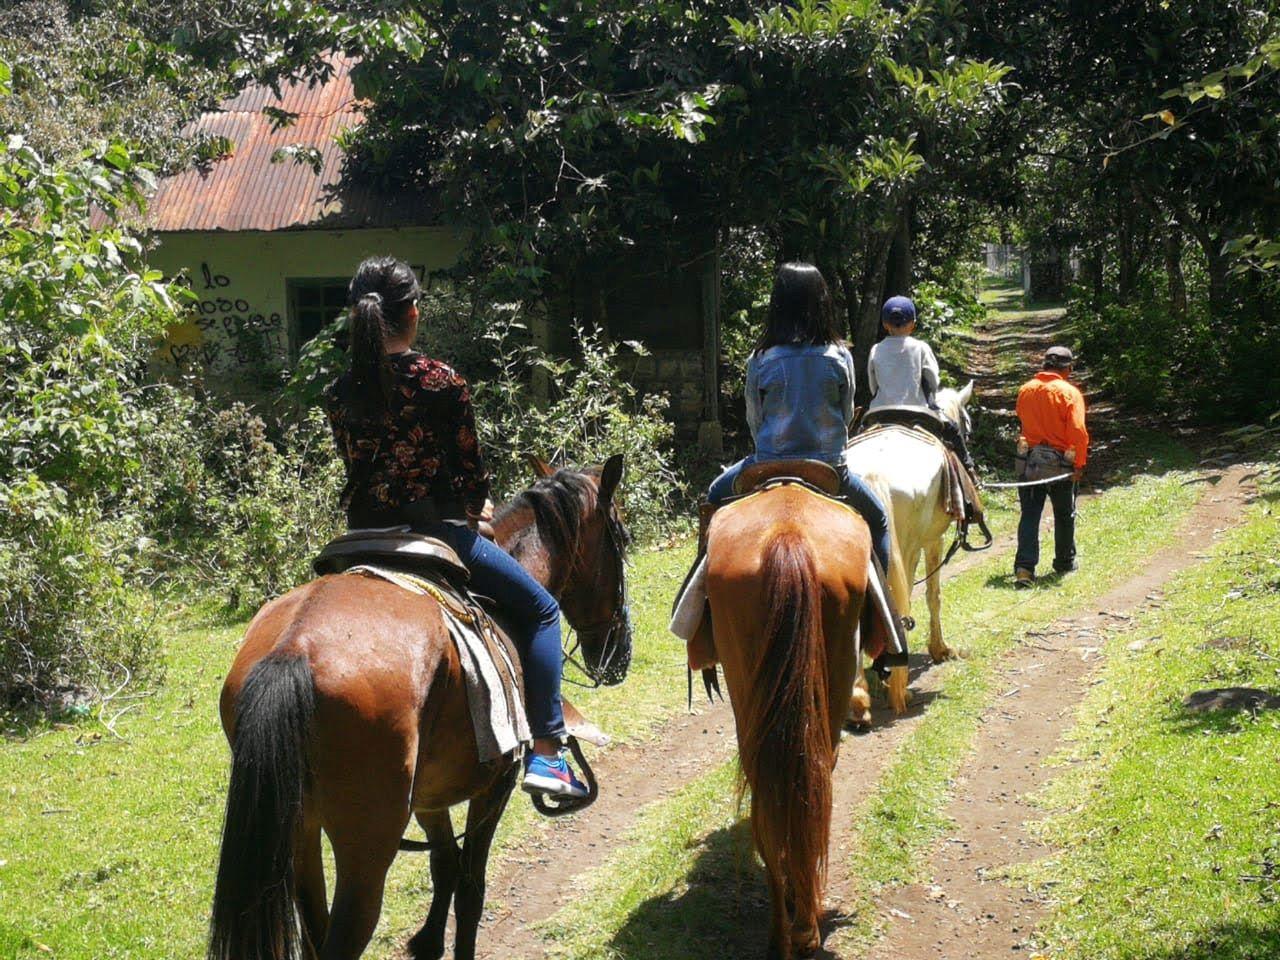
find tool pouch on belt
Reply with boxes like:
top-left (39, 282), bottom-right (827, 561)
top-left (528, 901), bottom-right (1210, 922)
top-left (1017, 444), bottom-right (1070, 483)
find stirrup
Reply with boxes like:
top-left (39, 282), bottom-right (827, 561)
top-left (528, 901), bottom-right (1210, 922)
top-left (529, 736), bottom-right (600, 818)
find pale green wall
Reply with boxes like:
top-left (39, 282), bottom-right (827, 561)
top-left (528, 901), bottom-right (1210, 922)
top-left (148, 227), bottom-right (466, 390)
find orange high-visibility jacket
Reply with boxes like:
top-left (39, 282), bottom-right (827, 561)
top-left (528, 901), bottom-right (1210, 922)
top-left (1016, 371), bottom-right (1090, 468)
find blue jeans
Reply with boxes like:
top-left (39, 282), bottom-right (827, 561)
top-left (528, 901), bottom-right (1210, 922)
top-left (1014, 480), bottom-right (1077, 575)
top-left (707, 457), bottom-right (892, 573)
top-left (428, 523), bottom-right (566, 740)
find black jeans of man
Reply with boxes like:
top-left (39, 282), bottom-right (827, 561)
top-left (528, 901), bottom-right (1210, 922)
top-left (1014, 479), bottom-right (1077, 575)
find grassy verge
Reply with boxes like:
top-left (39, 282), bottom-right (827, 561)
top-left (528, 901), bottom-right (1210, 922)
top-left (0, 541), bottom-right (692, 960)
top-left (536, 436), bottom-right (1200, 959)
top-left (1018, 474), bottom-right (1280, 960)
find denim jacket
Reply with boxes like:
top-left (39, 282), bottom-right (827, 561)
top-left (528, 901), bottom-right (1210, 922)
top-left (746, 343), bottom-right (856, 465)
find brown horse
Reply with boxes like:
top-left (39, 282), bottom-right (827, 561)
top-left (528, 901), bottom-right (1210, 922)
top-left (207, 455), bottom-right (630, 960)
top-left (705, 484), bottom-right (868, 960)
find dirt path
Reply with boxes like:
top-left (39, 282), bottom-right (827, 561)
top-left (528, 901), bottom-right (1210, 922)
top-left (455, 294), bottom-right (1195, 960)
top-left (464, 294), bottom-right (1080, 958)
top-left (474, 697), bottom-right (736, 957)
top-left (865, 465), bottom-right (1256, 960)
top-left (475, 559), bottom-right (982, 959)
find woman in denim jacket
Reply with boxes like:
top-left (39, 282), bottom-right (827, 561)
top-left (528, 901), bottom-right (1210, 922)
top-left (707, 262), bottom-right (892, 572)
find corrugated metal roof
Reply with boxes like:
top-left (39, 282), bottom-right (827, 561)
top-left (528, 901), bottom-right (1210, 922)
top-left (143, 55), bottom-right (435, 232)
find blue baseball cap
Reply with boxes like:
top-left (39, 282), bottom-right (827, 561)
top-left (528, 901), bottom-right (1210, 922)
top-left (881, 296), bottom-right (916, 325)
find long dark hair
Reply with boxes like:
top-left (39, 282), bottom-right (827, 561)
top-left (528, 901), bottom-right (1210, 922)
top-left (756, 262), bottom-right (842, 352)
top-left (348, 256), bottom-right (421, 417)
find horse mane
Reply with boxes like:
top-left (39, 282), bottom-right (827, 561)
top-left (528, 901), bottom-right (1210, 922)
top-left (935, 383), bottom-right (974, 435)
top-left (495, 465), bottom-right (630, 560)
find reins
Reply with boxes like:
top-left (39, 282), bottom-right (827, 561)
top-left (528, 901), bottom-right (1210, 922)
top-left (982, 472), bottom-right (1075, 489)
top-left (559, 505), bottom-right (631, 689)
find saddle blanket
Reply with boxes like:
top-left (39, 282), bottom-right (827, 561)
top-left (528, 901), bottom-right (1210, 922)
top-left (848, 423), bottom-right (979, 522)
top-left (346, 564), bottom-right (531, 763)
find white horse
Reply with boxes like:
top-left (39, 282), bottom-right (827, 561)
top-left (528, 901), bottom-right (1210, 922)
top-left (846, 382), bottom-right (974, 665)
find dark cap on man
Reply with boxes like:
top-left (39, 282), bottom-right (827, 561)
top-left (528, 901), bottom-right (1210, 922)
top-left (882, 295), bottom-right (917, 325)
top-left (1044, 345), bottom-right (1074, 368)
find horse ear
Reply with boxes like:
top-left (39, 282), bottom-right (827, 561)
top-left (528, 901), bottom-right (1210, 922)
top-left (598, 454), bottom-right (624, 507)
top-left (527, 453), bottom-right (555, 478)
top-left (959, 380), bottom-right (975, 406)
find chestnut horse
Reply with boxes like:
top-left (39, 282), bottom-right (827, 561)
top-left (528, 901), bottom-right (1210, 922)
top-left (706, 484), bottom-right (868, 959)
top-left (207, 455), bottom-right (630, 960)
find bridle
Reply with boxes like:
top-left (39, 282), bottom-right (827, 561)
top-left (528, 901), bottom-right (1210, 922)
top-left (560, 501), bottom-right (631, 689)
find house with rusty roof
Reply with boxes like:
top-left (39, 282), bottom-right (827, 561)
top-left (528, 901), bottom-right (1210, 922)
top-left (139, 56), bottom-right (724, 448)
top-left (141, 55), bottom-right (464, 389)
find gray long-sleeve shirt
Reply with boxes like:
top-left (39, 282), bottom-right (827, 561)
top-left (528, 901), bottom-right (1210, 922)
top-left (867, 335), bottom-right (940, 409)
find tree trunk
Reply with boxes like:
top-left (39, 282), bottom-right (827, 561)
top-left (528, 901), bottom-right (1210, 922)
top-left (835, 266), bottom-right (861, 343)
top-left (1117, 209), bottom-right (1136, 303)
top-left (852, 233), bottom-right (894, 407)
top-left (884, 205), bottom-right (913, 298)
top-left (1084, 248), bottom-right (1104, 310)
top-left (1163, 227), bottom-right (1187, 323)
top-left (1177, 208), bottom-right (1230, 322)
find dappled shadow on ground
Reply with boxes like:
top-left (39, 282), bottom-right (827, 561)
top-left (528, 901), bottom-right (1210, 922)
top-left (845, 687), bottom-right (944, 738)
top-left (601, 821), bottom-right (770, 960)
top-left (1169, 687), bottom-right (1280, 737)
top-left (1123, 920), bottom-right (1280, 960)
top-left (982, 570), bottom-right (1068, 591)
top-left (600, 820), bottom-right (865, 960)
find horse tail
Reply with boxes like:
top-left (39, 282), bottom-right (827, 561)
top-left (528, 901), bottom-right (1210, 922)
top-left (208, 654), bottom-right (314, 960)
top-left (862, 473), bottom-right (909, 613)
top-left (860, 472), bottom-right (911, 713)
top-left (738, 530), bottom-right (832, 952)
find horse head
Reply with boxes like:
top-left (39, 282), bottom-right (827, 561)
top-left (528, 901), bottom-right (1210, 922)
top-left (510, 453), bottom-right (633, 686)
top-left (937, 379), bottom-right (975, 444)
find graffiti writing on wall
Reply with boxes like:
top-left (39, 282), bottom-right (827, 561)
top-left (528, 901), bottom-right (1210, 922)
top-left (167, 262), bottom-right (286, 372)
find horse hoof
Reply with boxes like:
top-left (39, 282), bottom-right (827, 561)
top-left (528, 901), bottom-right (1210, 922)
top-left (793, 929), bottom-right (821, 957)
top-left (850, 711), bottom-right (872, 730)
top-left (930, 646), bottom-right (959, 664)
top-left (406, 930), bottom-right (445, 960)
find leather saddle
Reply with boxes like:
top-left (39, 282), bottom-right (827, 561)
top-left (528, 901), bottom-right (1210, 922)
top-left (314, 527), bottom-right (611, 818)
top-left (313, 527), bottom-right (470, 587)
top-left (732, 458), bottom-right (843, 498)
top-left (860, 404), bottom-right (949, 438)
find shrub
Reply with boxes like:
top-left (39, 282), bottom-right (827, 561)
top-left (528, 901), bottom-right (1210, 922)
top-left (132, 392), bottom-right (344, 611)
top-left (0, 476), bottom-right (157, 704)
top-left (0, 135), bottom-right (182, 702)
top-left (198, 405), bottom-right (344, 610)
top-left (474, 320), bottom-right (682, 543)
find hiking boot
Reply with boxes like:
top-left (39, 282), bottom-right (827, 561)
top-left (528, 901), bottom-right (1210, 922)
top-left (523, 750), bottom-right (589, 799)
top-left (1053, 560), bottom-right (1077, 574)
top-left (1014, 568), bottom-right (1035, 590)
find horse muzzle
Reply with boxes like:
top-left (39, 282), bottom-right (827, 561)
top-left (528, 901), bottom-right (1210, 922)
top-left (582, 607), bottom-right (633, 686)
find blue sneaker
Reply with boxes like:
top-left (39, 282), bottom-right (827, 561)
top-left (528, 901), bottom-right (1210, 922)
top-left (523, 750), bottom-right (589, 799)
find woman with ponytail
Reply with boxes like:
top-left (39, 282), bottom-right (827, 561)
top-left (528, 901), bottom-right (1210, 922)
top-left (325, 256), bottom-right (589, 799)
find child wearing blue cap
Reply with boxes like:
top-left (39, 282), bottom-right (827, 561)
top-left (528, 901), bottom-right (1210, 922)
top-left (867, 296), bottom-right (976, 473)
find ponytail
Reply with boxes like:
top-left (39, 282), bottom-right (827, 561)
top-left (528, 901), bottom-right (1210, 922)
top-left (346, 257), bottom-right (421, 419)
top-left (350, 291), bottom-right (392, 416)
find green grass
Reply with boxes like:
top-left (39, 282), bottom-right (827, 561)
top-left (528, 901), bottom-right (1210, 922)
top-left (1019, 480), bottom-right (1280, 960)
top-left (0, 542), bottom-right (693, 960)
top-left (535, 436), bottom-right (1202, 959)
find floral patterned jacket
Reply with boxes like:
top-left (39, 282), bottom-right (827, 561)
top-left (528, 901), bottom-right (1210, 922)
top-left (325, 351), bottom-right (491, 522)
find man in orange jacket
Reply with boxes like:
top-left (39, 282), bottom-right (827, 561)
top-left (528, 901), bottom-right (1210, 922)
top-left (1013, 346), bottom-right (1089, 588)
